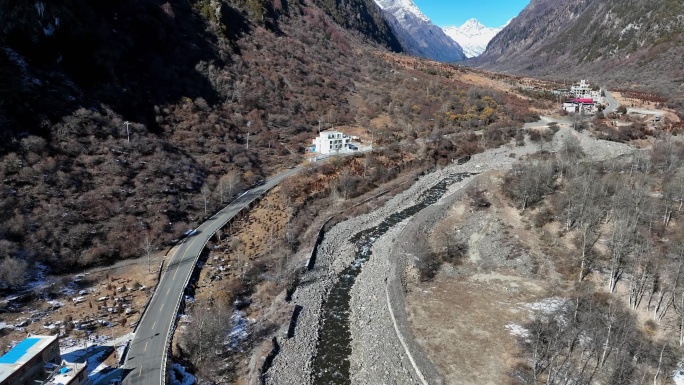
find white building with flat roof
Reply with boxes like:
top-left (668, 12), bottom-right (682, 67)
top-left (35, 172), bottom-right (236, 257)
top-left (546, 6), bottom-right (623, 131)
top-left (563, 98), bottom-right (596, 114)
top-left (312, 131), bottom-right (351, 155)
top-left (571, 80), bottom-right (601, 102)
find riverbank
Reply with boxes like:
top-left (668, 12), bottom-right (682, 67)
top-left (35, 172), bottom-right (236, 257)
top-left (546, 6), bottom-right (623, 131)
top-left (264, 122), bottom-right (636, 384)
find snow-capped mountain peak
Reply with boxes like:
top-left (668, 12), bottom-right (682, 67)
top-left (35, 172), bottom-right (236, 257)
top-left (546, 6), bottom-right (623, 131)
top-left (373, 0), bottom-right (465, 63)
top-left (443, 18), bottom-right (507, 58)
top-left (374, 0), bottom-right (430, 23)
top-left (459, 18), bottom-right (486, 33)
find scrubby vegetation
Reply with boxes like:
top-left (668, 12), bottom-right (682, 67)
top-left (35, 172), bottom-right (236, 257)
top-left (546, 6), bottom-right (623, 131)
top-left (502, 136), bottom-right (684, 383)
top-left (0, 0), bottom-right (542, 283)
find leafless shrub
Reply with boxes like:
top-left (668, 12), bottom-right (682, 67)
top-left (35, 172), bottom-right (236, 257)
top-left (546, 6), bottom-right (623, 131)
top-left (418, 241), bottom-right (468, 282)
top-left (504, 160), bottom-right (557, 211)
top-left (0, 256), bottom-right (27, 289)
top-left (467, 187), bottom-right (491, 210)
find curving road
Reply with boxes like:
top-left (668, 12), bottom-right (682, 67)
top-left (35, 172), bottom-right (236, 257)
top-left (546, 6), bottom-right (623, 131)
top-left (603, 89), bottom-right (619, 114)
top-left (123, 168), bottom-right (299, 385)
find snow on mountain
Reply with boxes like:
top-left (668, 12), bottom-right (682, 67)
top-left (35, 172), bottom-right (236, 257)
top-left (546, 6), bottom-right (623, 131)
top-left (443, 18), bottom-right (506, 58)
top-left (374, 0), bottom-right (430, 23)
top-left (374, 0), bottom-right (465, 63)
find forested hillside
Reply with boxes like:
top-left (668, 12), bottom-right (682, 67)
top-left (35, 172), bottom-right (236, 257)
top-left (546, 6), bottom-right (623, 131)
top-left (0, 0), bottom-right (538, 285)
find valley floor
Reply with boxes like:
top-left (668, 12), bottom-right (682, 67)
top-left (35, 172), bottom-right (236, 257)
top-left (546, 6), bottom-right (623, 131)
top-left (265, 119), bottom-right (635, 384)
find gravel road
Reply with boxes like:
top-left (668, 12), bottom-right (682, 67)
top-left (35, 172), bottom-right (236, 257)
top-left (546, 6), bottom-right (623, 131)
top-left (264, 122), bottom-right (635, 385)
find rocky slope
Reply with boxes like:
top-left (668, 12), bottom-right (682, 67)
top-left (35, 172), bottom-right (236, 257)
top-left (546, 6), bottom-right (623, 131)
top-left (443, 18), bottom-right (505, 58)
top-left (475, 0), bottom-right (684, 98)
top-left (374, 0), bottom-right (466, 63)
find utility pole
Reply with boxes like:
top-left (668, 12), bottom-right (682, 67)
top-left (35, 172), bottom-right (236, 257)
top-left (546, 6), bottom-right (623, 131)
top-left (143, 235), bottom-right (152, 274)
top-left (246, 121), bottom-right (251, 150)
top-left (124, 121), bottom-right (131, 143)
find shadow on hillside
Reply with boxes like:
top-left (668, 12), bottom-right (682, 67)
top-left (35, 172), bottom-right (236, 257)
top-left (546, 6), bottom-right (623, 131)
top-left (0, 0), bottom-right (251, 141)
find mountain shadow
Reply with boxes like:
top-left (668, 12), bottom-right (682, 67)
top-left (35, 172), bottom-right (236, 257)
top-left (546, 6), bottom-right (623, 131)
top-left (0, 0), bottom-right (247, 145)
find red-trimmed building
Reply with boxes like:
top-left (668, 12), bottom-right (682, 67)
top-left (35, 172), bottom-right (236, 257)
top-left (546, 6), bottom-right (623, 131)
top-left (563, 98), bottom-right (596, 114)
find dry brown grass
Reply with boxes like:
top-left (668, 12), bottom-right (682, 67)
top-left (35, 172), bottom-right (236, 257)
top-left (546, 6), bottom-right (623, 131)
top-left (611, 92), bottom-right (681, 122)
top-left (405, 171), bottom-right (569, 384)
top-left (407, 275), bottom-right (543, 385)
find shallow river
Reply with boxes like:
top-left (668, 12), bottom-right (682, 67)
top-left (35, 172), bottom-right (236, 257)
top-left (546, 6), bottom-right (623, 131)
top-left (311, 172), bottom-right (474, 384)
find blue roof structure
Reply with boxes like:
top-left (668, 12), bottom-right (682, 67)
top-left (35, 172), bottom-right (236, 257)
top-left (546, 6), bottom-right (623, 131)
top-left (0, 338), bottom-right (40, 364)
top-left (0, 335), bottom-right (59, 384)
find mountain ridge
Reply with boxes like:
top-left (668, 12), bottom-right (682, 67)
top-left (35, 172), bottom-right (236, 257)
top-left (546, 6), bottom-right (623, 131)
top-left (374, 0), bottom-right (430, 23)
top-left (0, 0), bottom-right (535, 280)
top-left (374, 0), bottom-right (466, 63)
top-left (475, 0), bottom-right (684, 99)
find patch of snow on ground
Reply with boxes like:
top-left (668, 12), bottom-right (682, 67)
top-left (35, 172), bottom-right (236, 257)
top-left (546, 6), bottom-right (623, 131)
top-left (225, 311), bottom-right (249, 351)
top-left (25, 263), bottom-right (51, 291)
top-left (674, 366), bottom-right (684, 385)
top-left (47, 300), bottom-right (64, 308)
top-left (526, 297), bottom-right (567, 314)
top-left (170, 363), bottom-right (196, 385)
top-left (60, 333), bottom-right (134, 385)
top-left (505, 323), bottom-right (530, 341)
top-left (115, 343), bottom-right (126, 360)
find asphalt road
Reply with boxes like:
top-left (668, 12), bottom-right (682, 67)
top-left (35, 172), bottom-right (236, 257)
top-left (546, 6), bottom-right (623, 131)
top-left (603, 89), bottom-right (619, 114)
top-left (602, 89), bottom-right (666, 117)
top-left (123, 168), bottom-right (299, 385)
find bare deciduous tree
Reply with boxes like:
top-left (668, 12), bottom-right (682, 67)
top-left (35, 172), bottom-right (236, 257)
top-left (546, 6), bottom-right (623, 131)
top-left (363, 153), bottom-right (373, 178)
top-left (0, 256), bottom-right (28, 289)
top-left (505, 160), bottom-right (556, 211)
top-left (179, 301), bottom-right (230, 376)
top-left (219, 170), bottom-right (242, 204)
top-left (336, 168), bottom-right (355, 200)
top-left (575, 205), bottom-right (604, 282)
top-left (607, 219), bottom-right (634, 293)
top-left (200, 185), bottom-right (211, 216)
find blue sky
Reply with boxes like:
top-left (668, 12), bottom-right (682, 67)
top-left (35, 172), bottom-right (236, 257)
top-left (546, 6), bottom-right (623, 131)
top-left (412, 0), bottom-right (530, 28)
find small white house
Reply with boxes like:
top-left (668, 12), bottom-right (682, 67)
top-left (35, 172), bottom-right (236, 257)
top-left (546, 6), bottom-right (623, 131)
top-left (312, 131), bottom-right (351, 155)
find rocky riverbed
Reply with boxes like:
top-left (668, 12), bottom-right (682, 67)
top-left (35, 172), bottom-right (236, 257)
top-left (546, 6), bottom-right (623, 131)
top-left (264, 122), bottom-right (635, 385)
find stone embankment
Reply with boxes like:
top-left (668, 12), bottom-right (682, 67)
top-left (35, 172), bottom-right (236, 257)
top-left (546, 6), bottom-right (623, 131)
top-left (265, 123), bottom-right (635, 385)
